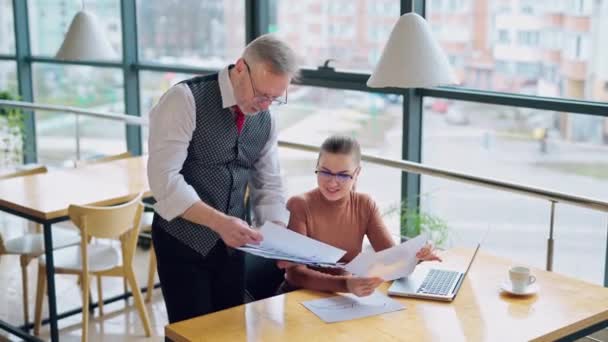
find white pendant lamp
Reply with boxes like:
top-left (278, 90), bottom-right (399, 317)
top-left (55, 10), bottom-right (117, 60)
top-left (367, 12), bottom-right (458, 88)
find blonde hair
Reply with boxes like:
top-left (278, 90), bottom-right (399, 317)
top-left (318, 135), bottom-right (361, 165)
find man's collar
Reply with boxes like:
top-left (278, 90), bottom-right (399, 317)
top-left (219, 65), bottom-right (237, 109)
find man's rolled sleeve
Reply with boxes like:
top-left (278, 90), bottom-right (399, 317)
top-left (147, 83), bottom-right (201, 221)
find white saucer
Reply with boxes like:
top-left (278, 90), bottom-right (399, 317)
top-left (500, 280), bottom-right (539, 296)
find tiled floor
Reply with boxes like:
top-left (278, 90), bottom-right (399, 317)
top-left (0, 213), bottom-right (168, 341)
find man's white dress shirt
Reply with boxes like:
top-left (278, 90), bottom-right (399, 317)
top-left (147, 66), bottom-right (289, 226)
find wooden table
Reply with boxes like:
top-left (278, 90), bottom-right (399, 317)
top-left (166, 249), bottom-right (608, 342)
top-left (0, 156), bottom-right (150, 342)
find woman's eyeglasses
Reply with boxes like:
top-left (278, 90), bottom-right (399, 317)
top-left (315, 170), bottom-right (355, 183)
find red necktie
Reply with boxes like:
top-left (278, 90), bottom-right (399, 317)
top-left (233, 106), bottom-right (245, 135)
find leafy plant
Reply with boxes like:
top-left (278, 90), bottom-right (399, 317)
top-left (0, 91), bottom-right (25, 167)
top-left (383, 198), bottom-right (450, 248)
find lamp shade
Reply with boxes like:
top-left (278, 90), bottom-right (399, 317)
top-left (55, 10), bottom-right (116, 60)
top-left (367, 13), bottom-right (457, 88)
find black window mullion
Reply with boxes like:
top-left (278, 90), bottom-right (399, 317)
top-left (13, 0), bottom-right (36, 164)
top-left (121, 0), bottom-right (142, 155)
top-left (400, 0), bottom-right (425, 239)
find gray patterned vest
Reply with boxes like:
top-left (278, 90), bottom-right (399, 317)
top-left (152, 73), bottom-right (272, 256)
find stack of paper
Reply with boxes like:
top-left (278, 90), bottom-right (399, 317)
top-left (237, 222), bottom-right (429, 279)
top-left (237, 222), bottom-right (347, 268)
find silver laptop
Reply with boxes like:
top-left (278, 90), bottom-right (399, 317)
top-left (387, 243), bottom-right (480, 302)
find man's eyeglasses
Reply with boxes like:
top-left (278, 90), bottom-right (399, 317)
top-left (315, 170), bottom-right (356, 183)
top-left (243, 60), bottom-right (288, 106)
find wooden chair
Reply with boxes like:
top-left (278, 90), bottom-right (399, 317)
top-left (33, 193), bottom-right (152, 341)
top-left (0, 166), bottom-right (81, 325)
top-left (73, 152), bottom-right (132, 168)
top-left (72, 151), bottom-right (134, 294)
top-left (140, 211), bottom-right (157, 303)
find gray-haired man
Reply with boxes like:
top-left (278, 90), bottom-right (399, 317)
top-left (148, 34), bottom-right (298, 322)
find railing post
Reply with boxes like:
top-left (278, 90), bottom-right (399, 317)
top-left (604, 218), bottom-right (608, 287)
top-left (75, 114), bottom-right (81, 161)
top-left (546, 201), bottom-right (556, 271)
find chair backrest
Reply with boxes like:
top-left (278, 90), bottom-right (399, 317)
top-left (74, 152), bottom-right (132, 168)
top-left (68, 192), bottom-right (144, 240)
top-left (0, 165), bottom-right (47, 180)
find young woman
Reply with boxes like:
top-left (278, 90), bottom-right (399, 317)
top-left (278, 135), bottom-right (441, 297)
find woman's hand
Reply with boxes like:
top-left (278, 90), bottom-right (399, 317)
top-left (276, 260), bottom-right (297, 269)
top-left (416, 243), bottom-right (442, 262)
top-left (346, 276), bottom-right (383, 297)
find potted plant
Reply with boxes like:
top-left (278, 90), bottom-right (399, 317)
top-left (0, 91), bottom-right (25, 167)
top-left (383, 197), bottom-right (450, 248)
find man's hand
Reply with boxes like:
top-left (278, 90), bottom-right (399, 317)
top-left (213, 216), bottom-right (263, 248)
top-left (346, 276), bottom-right (383, 297)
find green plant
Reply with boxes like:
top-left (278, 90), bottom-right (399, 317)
top-left (383, 199), bottom-right (450, 248)
top-left (0, 91), bottom-right (25, 167)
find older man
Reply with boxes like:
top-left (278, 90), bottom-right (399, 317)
top-left (148, 35), bottom-right (298, 323)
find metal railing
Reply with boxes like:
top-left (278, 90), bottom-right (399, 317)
top-left (1, 99), bottom-right (608, 277)
top-left (0, 100), bottom-right (147, 161)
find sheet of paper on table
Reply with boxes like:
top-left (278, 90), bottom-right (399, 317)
top-left (301, 291), bottom-right (405, 323)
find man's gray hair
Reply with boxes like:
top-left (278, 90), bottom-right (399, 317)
top-left (243, 34), bottom-right (299, 78)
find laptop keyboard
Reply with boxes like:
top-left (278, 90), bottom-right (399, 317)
top-left (417, 269), bottom-right (460, 296)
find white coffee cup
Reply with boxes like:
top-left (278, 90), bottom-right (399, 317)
top-left (509, 266), bottom-right (536, 293)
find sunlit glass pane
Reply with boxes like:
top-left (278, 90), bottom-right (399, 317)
top-left (28, 0), bottom-right (122, 59)
top-left (0, 0), bottom-right (15, 54)
top-left (137, 0), bottom-right (244, 67)
top-left (427, 1), bottom-right (608, 102)
top-left (421, 97), bottom-right (608, 284)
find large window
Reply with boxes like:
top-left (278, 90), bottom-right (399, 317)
top-left (266, 0), bottom-right (399, 71)
top-left (426, 0), bottom-right (608, 102)
top-left (28, 0), bottom-right (122, 59)
top-left (136, 0), bottom-right (245, 67)
top-left (32, 64), bottom-right (125, 165)
top-left (421, 97), bottom-right (608, 283)
top-left (0, 0), bottom-right (15, 54)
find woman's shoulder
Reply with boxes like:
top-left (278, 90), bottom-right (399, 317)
top-left (287, 189), bottom-right (318, 211)
top-left (352, 191), bottom-right (378, 208)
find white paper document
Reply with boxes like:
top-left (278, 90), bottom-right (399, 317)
top-left (302, 291), bottom-right (405, 323)
top-left (344, 233), bottom-right (428, 281)
top-left (237, 222), bottom-right (347, 267)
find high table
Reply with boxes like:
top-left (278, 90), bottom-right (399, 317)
top-left (0, 156), bottom-right (150, 342)
top-left (166, 248), bottom-right (608, 342)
